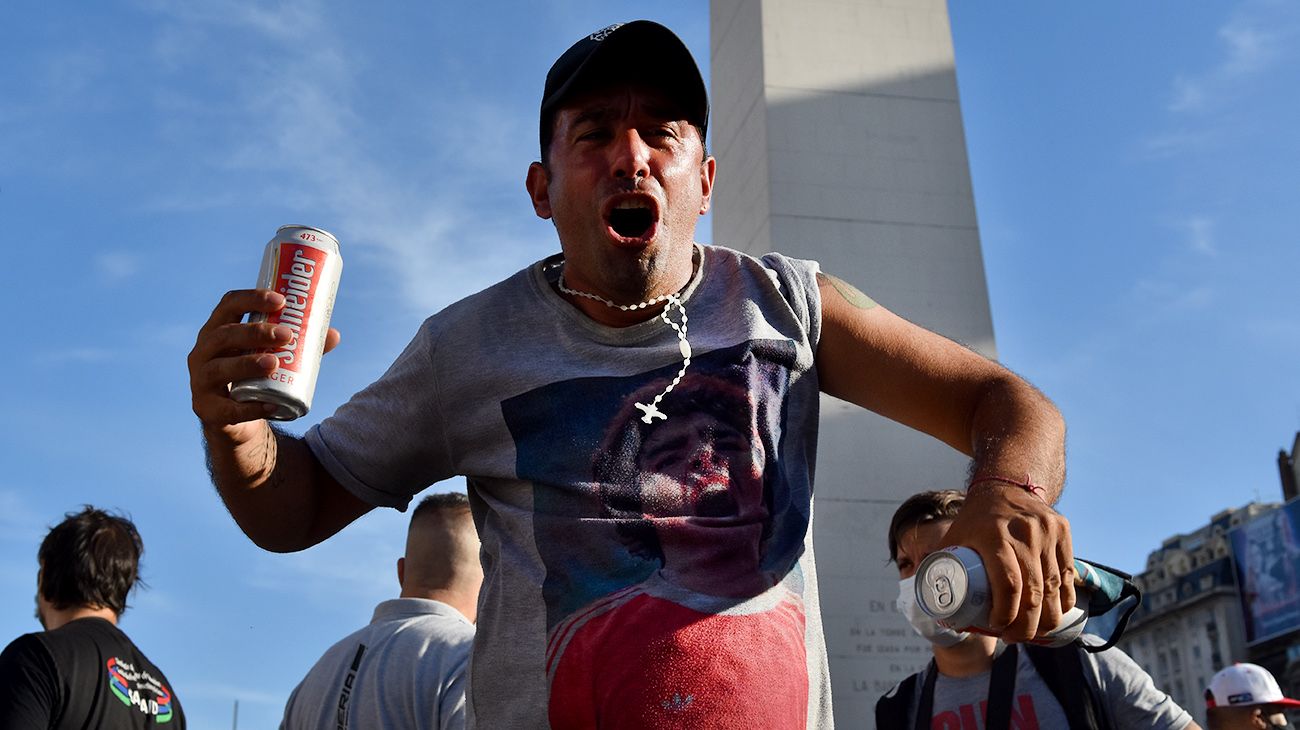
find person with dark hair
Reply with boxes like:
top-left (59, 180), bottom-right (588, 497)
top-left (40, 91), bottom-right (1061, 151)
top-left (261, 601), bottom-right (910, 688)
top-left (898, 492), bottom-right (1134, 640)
top-left (877, 491), bottom-right (1196, 729)
top-left (189, 19), bottom-right (1077, 727)
top-left (0, 506), bottom-right (186, 728)
top-left (280, 492), bottom-right (482, 730)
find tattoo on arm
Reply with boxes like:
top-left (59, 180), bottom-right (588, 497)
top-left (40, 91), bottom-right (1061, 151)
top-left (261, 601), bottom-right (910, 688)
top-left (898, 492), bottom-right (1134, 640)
top-left (817, 272), bottom-right (878, 310)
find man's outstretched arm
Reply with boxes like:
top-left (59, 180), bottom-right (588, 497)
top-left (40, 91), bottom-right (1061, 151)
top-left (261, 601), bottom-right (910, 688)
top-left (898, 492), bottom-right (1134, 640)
top-left (814, 271), bottom-right (1070, 643)
top-left (188, 288), bottom-right (371, 552)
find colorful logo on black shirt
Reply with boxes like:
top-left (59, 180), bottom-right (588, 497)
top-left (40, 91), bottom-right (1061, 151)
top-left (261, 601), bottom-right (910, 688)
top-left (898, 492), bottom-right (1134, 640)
top-left (107, 657), bottom-right (175, 723)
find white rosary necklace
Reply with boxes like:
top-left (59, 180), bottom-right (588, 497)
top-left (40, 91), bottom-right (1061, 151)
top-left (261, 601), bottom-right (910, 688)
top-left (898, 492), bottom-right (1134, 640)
top-left (557, 269), bottom-right (691, 424)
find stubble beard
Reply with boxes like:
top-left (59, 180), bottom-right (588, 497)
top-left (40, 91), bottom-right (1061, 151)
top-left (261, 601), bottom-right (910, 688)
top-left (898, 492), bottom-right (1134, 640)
top-left (557, 173), bottom-right (701, 304)
top-left (604, 239), bottom-right (694, 302)
top-left (602, 188), bottom-right (700, 303)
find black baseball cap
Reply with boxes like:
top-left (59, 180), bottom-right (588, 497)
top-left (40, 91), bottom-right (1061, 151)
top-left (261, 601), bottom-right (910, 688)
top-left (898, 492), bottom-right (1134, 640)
top-left (539, 20), bottom-right (709, 158)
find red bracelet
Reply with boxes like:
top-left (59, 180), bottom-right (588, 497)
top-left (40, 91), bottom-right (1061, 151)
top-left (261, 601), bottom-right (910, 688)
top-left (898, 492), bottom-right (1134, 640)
top-left (968, 474), bottom-right (1049, 502)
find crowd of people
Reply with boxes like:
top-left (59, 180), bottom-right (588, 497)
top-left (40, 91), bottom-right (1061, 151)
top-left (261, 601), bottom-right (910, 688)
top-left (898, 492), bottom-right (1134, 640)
top-left (3, 497), bottom-right (1296, 728)
top-left (0, 496), bottom-right (484, 729)
top-left (2, 18), bottom-right (1294, 730)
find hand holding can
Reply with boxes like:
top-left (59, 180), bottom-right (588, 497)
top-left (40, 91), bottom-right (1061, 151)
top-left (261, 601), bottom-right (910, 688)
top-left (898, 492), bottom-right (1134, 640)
top-left (188, 225), bottom-right (342, 431)
top-left (228, 225), bottom-right (343, 420)
top-left (915, 546), bottom-right (1092, 647)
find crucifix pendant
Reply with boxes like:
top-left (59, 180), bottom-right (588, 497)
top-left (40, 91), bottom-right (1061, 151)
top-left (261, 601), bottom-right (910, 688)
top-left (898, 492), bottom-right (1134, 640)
top-left (635, 402), bottom-right (667, 424)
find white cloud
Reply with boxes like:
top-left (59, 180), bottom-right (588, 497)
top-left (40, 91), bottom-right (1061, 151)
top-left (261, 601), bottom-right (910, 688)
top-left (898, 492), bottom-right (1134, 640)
top-left (1132, 279), bottom-right (1215, 317)
top-left (33, 347), bottom-right (118, 365)
top-left (130, 586), bottom-right (182, 616)
top-left (1219, 20), bottom-right (1271, 76)
top-left (40, 48), bottom-right (110, 107)
top-left (30, 321), bottom-right (197, 369)
top-left (1181, 217), bottom-right (1216, 256)
top-left (1140, 129), bottom-right (1214, 158)
top-left (139, 0), bottom-right (544, 316)
top-left (1244, 318), bottom-right (1300, 343)
top-left (1167, 5), bottom-right (1295, 113)
top-left (96, 252), bottom-right (141, 282)
top-left (1168, 77), bottom-right (1207, 114)
top-left (138, 189), bottom-right (243, 214)
top-left (0, 490), bottom-right (45, 544)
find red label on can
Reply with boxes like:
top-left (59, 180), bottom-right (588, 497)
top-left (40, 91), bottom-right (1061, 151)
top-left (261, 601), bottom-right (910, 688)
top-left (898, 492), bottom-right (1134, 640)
top-left (268, 244), bottom-right (326, 372)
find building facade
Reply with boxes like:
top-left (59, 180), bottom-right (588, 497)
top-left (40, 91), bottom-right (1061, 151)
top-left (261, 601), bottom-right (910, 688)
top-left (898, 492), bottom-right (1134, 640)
top-left (1280, 431), bottom-right (1299, 502)
top-left (1120, 503), bottom-right (1277, 727)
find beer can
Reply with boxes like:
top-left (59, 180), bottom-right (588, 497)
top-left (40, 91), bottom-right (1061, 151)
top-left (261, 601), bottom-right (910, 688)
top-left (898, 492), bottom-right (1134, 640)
top-left (230, 225), bottom-right (343, 421)
top-left (915, 546), bottom-right (1090, 647)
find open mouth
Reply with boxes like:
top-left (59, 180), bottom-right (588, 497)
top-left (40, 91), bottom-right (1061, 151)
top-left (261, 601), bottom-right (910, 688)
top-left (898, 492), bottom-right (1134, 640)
top-left (610, 207), bottom-right (654, 238)
top-left (604, 196), bottom-right (660, 243)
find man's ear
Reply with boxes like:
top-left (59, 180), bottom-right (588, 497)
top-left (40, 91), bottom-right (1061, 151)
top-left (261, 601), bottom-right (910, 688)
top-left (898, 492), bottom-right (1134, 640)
top-left (526, 161), bottom-right (553, 220)
top-left (396, 557), bottom-right (405, 589)
top-left (698, 155), bottom-right (717, 215)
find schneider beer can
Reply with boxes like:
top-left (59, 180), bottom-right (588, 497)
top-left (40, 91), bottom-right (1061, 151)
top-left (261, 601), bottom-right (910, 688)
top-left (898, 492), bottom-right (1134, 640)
top-left (915, 546), bottom-right (1090, 647)
top-left (230, 225), bottom-right (342, 421)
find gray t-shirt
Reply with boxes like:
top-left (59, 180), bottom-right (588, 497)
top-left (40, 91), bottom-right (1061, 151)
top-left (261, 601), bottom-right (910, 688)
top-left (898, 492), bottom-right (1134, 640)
top-left (280, 598), bottom-right (474, 730)
top-left (306, 244), bottom-right (831, 728)
top-left (900, 646), bottom-right (1193, 729)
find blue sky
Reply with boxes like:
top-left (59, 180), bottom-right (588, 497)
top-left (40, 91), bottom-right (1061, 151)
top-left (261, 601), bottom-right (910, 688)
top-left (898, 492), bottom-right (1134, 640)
top-left (2, 1), bottom-right (1297, 727)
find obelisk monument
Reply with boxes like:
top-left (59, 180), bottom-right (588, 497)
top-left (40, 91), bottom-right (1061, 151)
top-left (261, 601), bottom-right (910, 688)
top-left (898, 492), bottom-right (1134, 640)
top-left (710, 1), bottom-right (997, 724)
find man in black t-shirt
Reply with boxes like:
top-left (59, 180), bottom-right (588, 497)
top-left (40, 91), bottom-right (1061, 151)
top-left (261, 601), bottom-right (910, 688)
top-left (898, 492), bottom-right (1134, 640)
top-left (0, 506), bottom-right (185, 728)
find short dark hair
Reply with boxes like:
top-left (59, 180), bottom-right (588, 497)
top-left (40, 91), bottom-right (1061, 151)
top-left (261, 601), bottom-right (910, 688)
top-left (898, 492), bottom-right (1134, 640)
top-left (412, 491), bottom-right (471, 521)
top-left (539, 21), bottom-right (708, 165)
top-left (887, 490), bottom-right (965, 563)
top-left (38, 506), bottom-right (144, 615)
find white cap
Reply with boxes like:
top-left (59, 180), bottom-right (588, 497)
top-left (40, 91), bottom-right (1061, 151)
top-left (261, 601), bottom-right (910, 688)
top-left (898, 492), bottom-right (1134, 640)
top-left (1206, 663), bottom-right (1300, 709)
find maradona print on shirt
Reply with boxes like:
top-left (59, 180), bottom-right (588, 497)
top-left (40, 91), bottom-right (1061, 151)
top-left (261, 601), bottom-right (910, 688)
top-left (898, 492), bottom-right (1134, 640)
top-left (503, 339), bottom-right (813, 729)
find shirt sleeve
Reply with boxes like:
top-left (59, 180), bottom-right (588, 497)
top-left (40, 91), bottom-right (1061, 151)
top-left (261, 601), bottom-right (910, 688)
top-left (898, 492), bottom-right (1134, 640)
top-left (759, 253), bottom-right (823, 354)
top-left (0, 634), bottom-right (61, 728)
top-left (1089, 647), bottom-right (1195, 729)
top-left (306, 318), bottom-right (455, 511)
top-left (438, 638), bottom-right (472, 730)
top-left (279, 679), bottom-right (303, 730)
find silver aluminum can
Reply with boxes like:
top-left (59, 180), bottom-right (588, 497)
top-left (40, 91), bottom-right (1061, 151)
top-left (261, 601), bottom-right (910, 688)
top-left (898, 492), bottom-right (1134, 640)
top-left (915, 546), bottom-right (1090, 647)
top-left (230, 225), bottom-right (342, 421)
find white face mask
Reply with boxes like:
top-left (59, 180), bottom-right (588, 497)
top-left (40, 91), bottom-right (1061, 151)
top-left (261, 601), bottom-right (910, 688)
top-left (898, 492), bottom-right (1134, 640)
top-left (897, 576), bottom-right (970, 648)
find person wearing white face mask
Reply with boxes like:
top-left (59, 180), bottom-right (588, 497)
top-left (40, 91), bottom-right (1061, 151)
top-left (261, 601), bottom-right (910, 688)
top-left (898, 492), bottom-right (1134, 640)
top-left (877, 490), bottom-right (1200, 730)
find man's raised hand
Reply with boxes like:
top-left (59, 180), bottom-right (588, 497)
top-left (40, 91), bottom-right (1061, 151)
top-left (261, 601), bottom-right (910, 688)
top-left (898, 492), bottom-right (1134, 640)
top-left (187, 289), bottom-right (341, 432)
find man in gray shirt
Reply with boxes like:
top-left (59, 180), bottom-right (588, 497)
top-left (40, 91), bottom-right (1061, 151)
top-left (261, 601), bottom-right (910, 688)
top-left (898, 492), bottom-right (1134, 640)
top-left (192, 20), bottom-right (1078, 727)
top-left (281, 493), bottom-right (482, 730)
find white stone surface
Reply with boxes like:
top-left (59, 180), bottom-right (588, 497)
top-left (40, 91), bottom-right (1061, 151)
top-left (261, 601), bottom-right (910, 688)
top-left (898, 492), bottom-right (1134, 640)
top-left (711, 1), bottom-right (997, 725)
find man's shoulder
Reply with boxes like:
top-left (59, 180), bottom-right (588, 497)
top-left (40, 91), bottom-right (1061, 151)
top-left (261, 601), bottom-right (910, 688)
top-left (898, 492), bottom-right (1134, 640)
top-left (0, 631), bottom-right (53, 666)
top-left (703, 244), bottom-right (818, 274)
top-left (411, 257), bottom-right (546, 339)
top-left (1079, 643), bottom-right (1167, 692)
top-left (874, 668), bottom-right (923, 726)
top-left (321, 602), bottom-right (474, 657)
top-left (383, 603), bottom-right (476, 648)
top-left (1079, 644), bottom-right (1145, 677)
top-left (701, 245), bottom-right (824, 339)
top-left (438, 258), bottom-right (544, 313)
top-left (27, 618), bottom-right (122, 656)
top-left (878, 668), bottom-right (924, 700)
